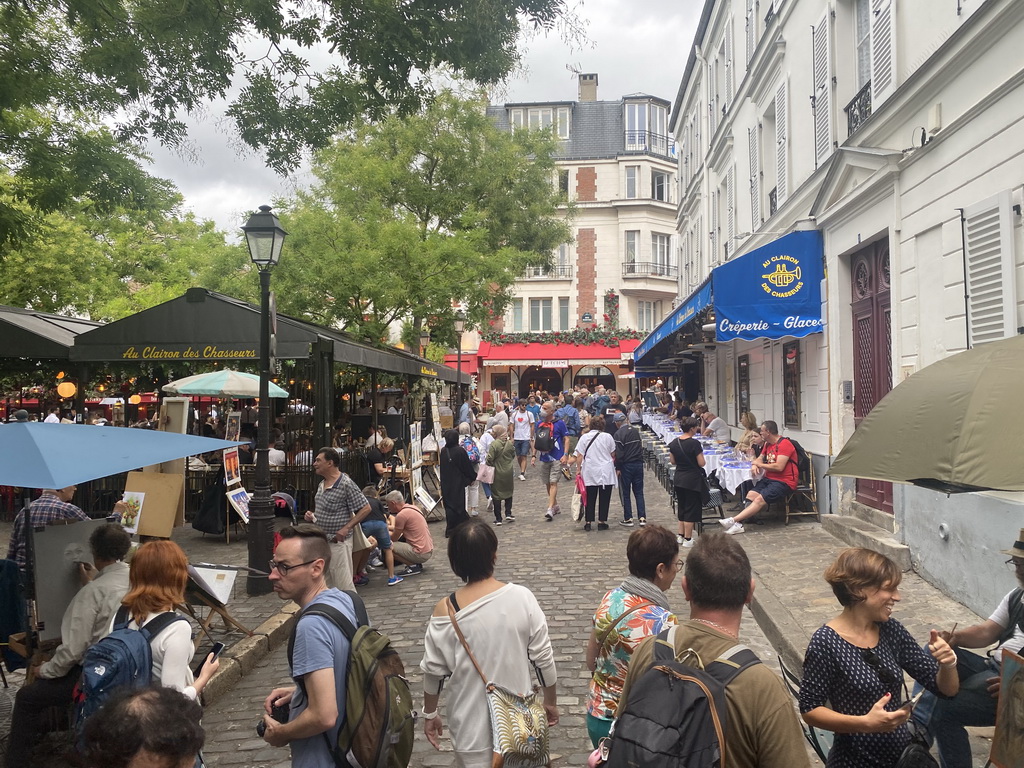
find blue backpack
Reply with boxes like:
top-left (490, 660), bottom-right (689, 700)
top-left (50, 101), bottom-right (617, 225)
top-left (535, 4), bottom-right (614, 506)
top-left (73, 606), bottom-right (188, 738)
top-left (460, 435), bottom-right (481, 463)
top-left (558, 406), bottom-right (581, 436)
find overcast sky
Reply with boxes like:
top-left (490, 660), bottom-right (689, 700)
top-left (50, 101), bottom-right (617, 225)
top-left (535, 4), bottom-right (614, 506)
top-left (145, 0), bottom-right (702, 235)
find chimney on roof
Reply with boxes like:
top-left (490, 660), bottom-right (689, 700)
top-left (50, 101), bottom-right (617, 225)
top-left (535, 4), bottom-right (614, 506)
top-left (578, 73), bottom-right (598, 102)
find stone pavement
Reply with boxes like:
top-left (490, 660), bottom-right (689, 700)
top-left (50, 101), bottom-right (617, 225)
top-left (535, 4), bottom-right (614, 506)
top-left (0, 455), bottom-right (998, 766)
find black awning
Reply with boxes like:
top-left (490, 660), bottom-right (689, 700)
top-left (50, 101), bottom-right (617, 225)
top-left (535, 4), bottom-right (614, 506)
top-left (68, 288), bottom-right (459, 381)
top-left (0, 305), bottom-right (104, 359)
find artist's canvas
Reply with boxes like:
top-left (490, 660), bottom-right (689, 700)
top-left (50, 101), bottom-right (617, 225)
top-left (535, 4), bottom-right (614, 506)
top-left (119, 491), bottom-right (144, 534)
top-left (226, 487), bottom-right (251, 523)
top-left (223, 447), bottom-right (241, 486)
top-left (991, 649), bottom-right (1024, 768)
top-left (224, 411), bottom-right (241, 442)
top-left (33, 519), bottom-right (109, 642)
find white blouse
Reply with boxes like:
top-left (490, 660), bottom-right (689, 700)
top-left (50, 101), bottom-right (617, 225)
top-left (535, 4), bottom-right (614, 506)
top-left (575, 431), bottom-right (618, 487)
top-left (420, 583), bottom-right (558, 768)
top-left (117, 611), bottom-right (198, 700)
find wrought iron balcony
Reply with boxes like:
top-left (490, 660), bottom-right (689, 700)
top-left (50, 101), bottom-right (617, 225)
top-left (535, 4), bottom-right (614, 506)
top-left (524, 264), bottom-right (574, 280)
top-left (845, 80), bottom-right (872, 136)
top-left (624, 130), bottom-right (675, 158)
top-left (622, 262), bottom-right (679, 279)
top-left (768, 187), bottom-right (778, 217)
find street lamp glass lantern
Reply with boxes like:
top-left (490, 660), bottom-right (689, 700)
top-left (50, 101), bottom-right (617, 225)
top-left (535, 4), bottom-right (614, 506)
top-left (419, 330), bottom-right (431, 350)
top-left (242, 205), bottom-right (288, 268)
top-left (454, 311), bottom-right (466, 334)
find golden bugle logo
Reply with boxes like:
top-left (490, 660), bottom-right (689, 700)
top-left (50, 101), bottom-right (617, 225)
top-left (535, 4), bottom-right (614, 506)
top-left (761, 254), bottom-right (804, 298)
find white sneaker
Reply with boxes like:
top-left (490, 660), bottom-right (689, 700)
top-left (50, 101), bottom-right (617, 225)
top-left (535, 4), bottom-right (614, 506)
top-left (677, 534), bottom-right (685, 545)
top-left (724, 523), bottom-right (745, 535)
top-left (544, 508), bottom-right (554, 521)
top-left (619, 519), bottom-right (634, 527)
top-left (518, 473), bottom-right (527, 481)
top-left (718, 517), bottom-right (735, 529)
top-left (682, 537), bottom-right (696, 548)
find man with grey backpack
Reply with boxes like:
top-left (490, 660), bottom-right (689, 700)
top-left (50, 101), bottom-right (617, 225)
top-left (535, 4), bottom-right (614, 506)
top-left (610, 533), bottom-right (808, 768)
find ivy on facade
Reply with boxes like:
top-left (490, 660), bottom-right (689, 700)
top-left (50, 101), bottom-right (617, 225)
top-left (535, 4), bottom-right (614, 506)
top-left (603, 289), bottom-right (620, 328)
top-left (481, 327), bottom-right (644, 347)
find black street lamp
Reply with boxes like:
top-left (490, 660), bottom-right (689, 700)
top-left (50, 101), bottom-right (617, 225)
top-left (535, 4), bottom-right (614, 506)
top-left (242, 205), bottom-right (287, 595)
top-left (419, 328), bottom-right (431, 357)
top-left (454, 311), bottom-right (466, 403)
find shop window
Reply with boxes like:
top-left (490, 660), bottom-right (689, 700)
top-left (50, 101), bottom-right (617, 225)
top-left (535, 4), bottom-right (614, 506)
top-left (783, 341), bottom-right (801, 429)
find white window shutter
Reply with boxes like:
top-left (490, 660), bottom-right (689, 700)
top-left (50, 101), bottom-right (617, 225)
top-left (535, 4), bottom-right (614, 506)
top-left (710, 191), bottom-right (718, 263)
top-left (725, 21), bottom-right (735, 105)
top-left (812, 12), bottom-right (832, 166)
top-left (775, 79), bottom-right (788, 205)
top-left (746, 0), bottom-right (755, 64)
top-left (964, 191), bottom-right (1017, 346)
top-left (748, 127), bottom-right (760, 227)
top-left (870, 0), bottom-right (896, 105)
top-left (726, 165), bottom-right (736, 254)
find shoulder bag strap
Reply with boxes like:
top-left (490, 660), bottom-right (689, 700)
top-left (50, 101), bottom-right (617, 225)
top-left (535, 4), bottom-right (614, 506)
top-left (446, 598), bottom-right (490, 686)
top-left (596, 602), bottom-right (652, 649)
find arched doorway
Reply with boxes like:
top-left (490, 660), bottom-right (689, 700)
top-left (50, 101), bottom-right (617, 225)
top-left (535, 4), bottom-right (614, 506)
top-left (574, 365), bottom-right (615, 393)
top-left (518, 366), bottom-right (562, 397)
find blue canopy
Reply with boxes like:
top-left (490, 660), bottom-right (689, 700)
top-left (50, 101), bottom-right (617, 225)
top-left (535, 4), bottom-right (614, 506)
top-left (633, 278), bottom-right (713, 368)
top-left (0, 423), bottom-right (242, 489)
top-left (712, 230), bottom-right (824, 342)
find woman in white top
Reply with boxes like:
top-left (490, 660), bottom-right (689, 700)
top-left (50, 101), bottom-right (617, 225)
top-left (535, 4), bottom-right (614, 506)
top-left (420, 520), bottom-right (558, 768)
top-left (121, 540), bottom-right (219, 701)
top-left (574, 413), bottom-right (618, 531)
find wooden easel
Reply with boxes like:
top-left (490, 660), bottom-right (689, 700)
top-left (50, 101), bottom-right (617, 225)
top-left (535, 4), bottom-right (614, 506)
top-left (180, 573), bottom-right (253, 649)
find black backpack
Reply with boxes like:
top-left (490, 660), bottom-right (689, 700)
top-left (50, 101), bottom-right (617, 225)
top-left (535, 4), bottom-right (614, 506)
top-left (605, 625), bottom-right (761, 768)
top-left (783, 438), bottom-right (811, 480)
top-left (534, 421), bottom-right (555, 452)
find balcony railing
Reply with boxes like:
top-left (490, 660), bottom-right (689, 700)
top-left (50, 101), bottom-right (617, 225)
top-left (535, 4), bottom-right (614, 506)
top-left (768, 187), bottom-right (778, 218)
top-left (844, 80), bottom-right (872, 136)
top-left (622, 262), bottom-right (679, 279)
top-left (624, 130), bottom-right (676, 158)
top-left (524, 264), bottom-right (574, 280)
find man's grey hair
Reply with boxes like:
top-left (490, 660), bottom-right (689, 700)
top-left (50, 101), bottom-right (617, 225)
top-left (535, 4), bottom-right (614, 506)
top-left (458, 422), bottom-right (471, 435)
top-left (384, 490), bottom-right (405, 505)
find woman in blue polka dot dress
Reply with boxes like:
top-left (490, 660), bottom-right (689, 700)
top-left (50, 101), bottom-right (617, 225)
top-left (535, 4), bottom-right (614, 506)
top-left (798, 549), bottom-right (959, 767)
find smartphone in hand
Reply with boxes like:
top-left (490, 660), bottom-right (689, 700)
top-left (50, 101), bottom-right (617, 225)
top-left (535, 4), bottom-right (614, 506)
top-left (900, 689), bottom-right (924, 712)
top-left (194, 641), bottom-right (226, 676)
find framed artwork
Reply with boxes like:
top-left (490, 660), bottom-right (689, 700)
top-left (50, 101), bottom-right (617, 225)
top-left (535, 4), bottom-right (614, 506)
top-left (991, 648), bottom-right (1024, 768)
top-left (225, 411), bottom-right (242, 442)
top-left (782, 341), bottom-right (801, 429)
top-left (226, 487), bottom-right (251, 524)
top-left (119, 491), bottom-right (145, 534)
top-left (223, 447), bottom-right (241, 486)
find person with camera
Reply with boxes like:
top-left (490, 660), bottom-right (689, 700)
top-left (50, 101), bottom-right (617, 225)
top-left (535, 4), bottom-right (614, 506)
top-left (261, 524), bottom-right (362, 767)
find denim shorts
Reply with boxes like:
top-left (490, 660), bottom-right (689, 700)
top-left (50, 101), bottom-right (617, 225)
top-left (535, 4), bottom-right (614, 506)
top-left (359, 519), bottom-right (391, 549)
top-left (514, 439), bottom-right (532, 456)
top-left (751, 477), bottom-right (792, 504)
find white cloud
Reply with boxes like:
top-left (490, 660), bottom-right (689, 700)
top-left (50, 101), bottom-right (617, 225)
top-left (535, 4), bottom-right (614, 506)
top-left (143, 1), bottom-right (701, 234)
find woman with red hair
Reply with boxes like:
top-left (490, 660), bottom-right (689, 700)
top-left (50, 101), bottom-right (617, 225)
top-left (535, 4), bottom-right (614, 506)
top-left (120, 540), bottom-right (219, 700)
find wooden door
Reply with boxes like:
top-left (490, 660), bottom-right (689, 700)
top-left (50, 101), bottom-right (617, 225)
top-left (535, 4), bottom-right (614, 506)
top-left (851, 240), bottom-right (894, 513)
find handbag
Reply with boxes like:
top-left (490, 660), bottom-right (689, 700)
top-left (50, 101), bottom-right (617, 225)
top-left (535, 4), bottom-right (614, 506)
top-left (571, 436), bottom-right (595, 521)
top-left (446, 599), bottom-right (550, 768)
top-left (894, 724), bottom-right (938, 768)
top-left (477, 461), bottom-right (495, 484)
top-left (350, 522), bottom-right (373, 552)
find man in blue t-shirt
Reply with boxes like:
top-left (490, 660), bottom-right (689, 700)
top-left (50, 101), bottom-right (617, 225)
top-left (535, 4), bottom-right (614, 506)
top-left (532, 400), bottom-right (569, 522)
top-left (262, 525), bottom-right (362, 768)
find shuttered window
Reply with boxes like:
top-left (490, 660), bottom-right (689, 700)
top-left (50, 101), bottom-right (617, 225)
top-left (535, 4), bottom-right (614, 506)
top-left (746, 0), bottom-right (755, 64)
top-left (870, 0), bottom-right (896, 105)
top-left (964, 191), bottom-right (1017, 346)
top-left (724, 19), bottom-right (735, 105)
top-left (812, 12), bottom-right (832, 166)
top-left (726, 165), bottom-right (736, 257)
top-left (748, 127), bottom-right (760, 228)
top-left (775, 79), bottom-right (788, 205)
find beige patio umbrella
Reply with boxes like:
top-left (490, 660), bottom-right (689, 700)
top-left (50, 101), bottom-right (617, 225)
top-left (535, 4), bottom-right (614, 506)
top-left (827, 333), bottom-right (1024, 493)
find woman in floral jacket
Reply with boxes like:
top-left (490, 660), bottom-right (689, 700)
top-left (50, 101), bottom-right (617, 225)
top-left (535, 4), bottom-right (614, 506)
top-left (584, 525), bottom-right (679, 746)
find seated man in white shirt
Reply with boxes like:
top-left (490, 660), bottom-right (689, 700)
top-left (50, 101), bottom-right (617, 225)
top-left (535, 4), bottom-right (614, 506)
top-left (6, 523), bottom-right (132, 768)
top-left (702, 410), bottom-right (731, 442)
top-left (268, 439), bottom-right (287, 467)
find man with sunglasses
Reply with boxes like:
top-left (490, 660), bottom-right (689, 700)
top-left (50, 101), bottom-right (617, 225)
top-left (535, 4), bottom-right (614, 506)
top-left (914, 528), bottom-right (1024, 768)
top-left (262, 524), bottom-right (362, 767)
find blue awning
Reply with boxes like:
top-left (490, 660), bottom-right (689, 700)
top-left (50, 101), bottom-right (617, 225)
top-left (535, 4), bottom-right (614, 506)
top-left (633, 278), bottom-right (712, 367)
top-left (712, 230), bottom-right (824, 342)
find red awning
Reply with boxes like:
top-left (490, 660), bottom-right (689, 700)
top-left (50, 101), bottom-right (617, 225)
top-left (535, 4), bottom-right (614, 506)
top-left (478, 339), bottom-right (638, 367)
top-left (443, 354), bottom-right (479, 377)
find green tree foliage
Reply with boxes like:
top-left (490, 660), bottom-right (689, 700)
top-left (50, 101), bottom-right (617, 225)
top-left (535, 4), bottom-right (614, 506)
top-left (0, 190), bottom-right (244, 321)
top-left (269, 92), bottom-right (572, 345)
top-left (0, 0), bottom-right (569, 250)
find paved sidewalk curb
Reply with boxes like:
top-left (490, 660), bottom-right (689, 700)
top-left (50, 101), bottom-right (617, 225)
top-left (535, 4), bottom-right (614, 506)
top-left (750, 575), bottom-right (812, 672)
top-left (203, 603), bottom-right (299, 705)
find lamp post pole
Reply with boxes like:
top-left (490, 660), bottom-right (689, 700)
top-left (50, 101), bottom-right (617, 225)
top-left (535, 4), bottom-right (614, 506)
top-left (454, 311), bottom-right (466, 404)
top-left (242, 205), bottom-right (287, 596)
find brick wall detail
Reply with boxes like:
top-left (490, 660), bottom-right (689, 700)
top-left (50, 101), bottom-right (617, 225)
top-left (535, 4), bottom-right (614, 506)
top-left (576, 167), bottom-right (597, 202)
top-left (576, 228), bottom-right (597, 316)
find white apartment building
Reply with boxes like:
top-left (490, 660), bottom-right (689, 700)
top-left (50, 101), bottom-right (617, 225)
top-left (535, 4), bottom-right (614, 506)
top-left (473, 77), bottom-right (681, 400)
top-left (641, 0), bottom-right (1024, 611)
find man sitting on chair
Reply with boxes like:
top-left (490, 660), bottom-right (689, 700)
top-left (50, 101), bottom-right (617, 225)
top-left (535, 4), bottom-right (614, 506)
top-left (718, 421), bottom-right (797, 535)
